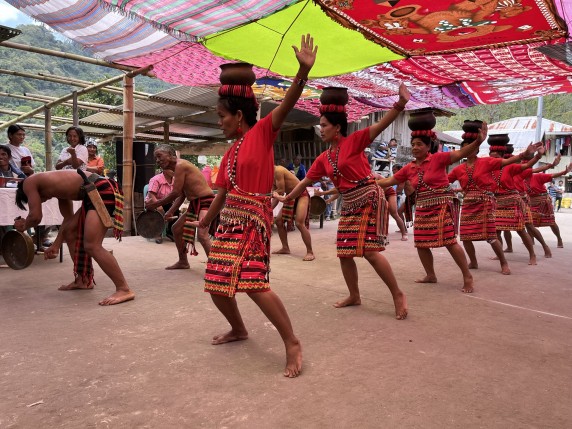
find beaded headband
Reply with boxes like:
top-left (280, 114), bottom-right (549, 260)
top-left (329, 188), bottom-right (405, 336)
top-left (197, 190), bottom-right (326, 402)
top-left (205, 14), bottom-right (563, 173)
top-left (489, 145), bottom-right (507, 153)
top-left (218, 84), bottom-right (259, 108)
top-left (411, 129), bottom-right (436, 139)
top-left (319, 104), bottom-right (347, 114)
top-left (462, 132), bottom-right (479, 140)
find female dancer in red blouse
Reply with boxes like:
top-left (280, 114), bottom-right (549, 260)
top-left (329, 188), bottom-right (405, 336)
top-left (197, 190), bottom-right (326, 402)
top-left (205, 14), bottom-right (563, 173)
top-left (527, 164), bottom-right (571, 247)
top-left (196, 35), bottom-right (317, 378)
top-left (489, 143), bottom-right (545, 265)
top-left (448, 128), bottom-right (541, 275)
top-left (377, 119), bottom-right (488, 293)
top-left (277, 84), bottom-right (410, 319)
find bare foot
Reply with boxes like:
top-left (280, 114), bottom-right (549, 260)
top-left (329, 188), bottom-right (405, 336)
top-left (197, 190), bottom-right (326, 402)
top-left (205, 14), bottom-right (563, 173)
top-left (333, 296), bottom-right (361, 308)
top-left (59, 279), bottom-right (93, 290)
top-left (462, 277), bottom-right (474, 293)
top-left (528, 256), bottom-right (537, 265)
top-left (393, 292), bottom-right (408, 320)
top-left (302, 253), bottom-right (315, 261)
top-left (272, 248), bottom-right (291, 255)
top-left (503, 248), bottom-right (513, 253)
top-left (99, 290), bottom-right (135, 305)
top-left (468, 262), bottom-right (478, 269)
top-left (165, 261), bottom-right (190, 270)
top-left (489, 256), bottom-right (499, 261)
top-left (501, 264), bottom-right (511, 275)
top-left (400, 234), bottom-right (408, 241)
top-left (211, 330), bottom-right (248, 345)
top-left (415, 275), bottom-right (437, 283)
top-left (557, 241), bottom-right (563, 248)
top-left (543, 248), bottom-right (552, 258)
top-left (284, 340), bottom-right (303, 378)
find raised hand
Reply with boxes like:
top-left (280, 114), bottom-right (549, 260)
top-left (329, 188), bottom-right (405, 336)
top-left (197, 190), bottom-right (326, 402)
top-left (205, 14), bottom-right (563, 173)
top-left (525, 141), bottom-right (542, 156)
top-left (398, 83), bottom-right (410, 105)
top-left (537, 144), bottom-right (546, 156)
top-left (476, 121), bottom-right (488, 143)
top-left (553, 153), bottom-right (562, 167)
top-left (292, 34), bottom-right (317, 74)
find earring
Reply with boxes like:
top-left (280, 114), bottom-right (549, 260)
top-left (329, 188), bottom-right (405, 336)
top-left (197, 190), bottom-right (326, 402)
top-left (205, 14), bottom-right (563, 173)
top-left (237, 123), bottom-right (243, 136)
top-left (334, 130), bottom-right (340, 143)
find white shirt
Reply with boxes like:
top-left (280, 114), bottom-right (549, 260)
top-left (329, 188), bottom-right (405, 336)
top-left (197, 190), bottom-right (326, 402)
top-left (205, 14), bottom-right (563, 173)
top-left (6, 143), bottom-right (35, 169)
top-left (57, 144), bottom-right (88, 170)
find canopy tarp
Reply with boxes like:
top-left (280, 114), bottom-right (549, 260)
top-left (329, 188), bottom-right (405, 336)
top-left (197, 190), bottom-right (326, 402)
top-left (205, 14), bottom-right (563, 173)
top-left (3, 0), bottom-right (572, 112)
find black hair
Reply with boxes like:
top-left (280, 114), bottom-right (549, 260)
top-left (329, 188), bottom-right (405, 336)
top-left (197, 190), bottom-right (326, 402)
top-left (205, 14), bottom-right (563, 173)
top-left (7, 124), bottom-right (25, 138)
top-left (321, 112), bottom-right (348, 137)
top-left (218, 96), bottom-right (258, 127)
top-left (0, 144), bottom-right (12, 157)
top-left (15, 179), bottom-right (28, 210)
top-left (65, 126), bottom-right (86, 145)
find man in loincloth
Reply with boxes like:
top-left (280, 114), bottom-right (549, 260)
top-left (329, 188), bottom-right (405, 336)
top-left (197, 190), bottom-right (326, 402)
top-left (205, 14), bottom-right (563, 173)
top-left (14, 170), bottom-right (134, 305)
top-left (145, 144), bottom-right (216, 269)
top-left (272, 165), bottom-right (314, 261)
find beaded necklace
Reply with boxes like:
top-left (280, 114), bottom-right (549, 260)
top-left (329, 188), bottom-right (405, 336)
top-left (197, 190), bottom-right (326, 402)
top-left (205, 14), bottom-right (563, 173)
top-left (226, 133), bottom-right (271, 197)
top-left (325, 143), bottom-right (371, 184)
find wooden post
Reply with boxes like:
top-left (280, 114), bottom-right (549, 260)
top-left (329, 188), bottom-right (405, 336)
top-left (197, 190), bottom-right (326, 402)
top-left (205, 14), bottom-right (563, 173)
top-left (44, 107), bottom-right (53, 171)
top-left (72, 92), bottom-right (78, 126)
top-left (163, 122), bottom-right (169, 144)
top-left (122, 74), bottom-right (134, 234)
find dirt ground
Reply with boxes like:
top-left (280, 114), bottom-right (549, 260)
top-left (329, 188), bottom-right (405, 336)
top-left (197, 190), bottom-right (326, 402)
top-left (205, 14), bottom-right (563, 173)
top-left (1, 210), bottom-right (571, 428)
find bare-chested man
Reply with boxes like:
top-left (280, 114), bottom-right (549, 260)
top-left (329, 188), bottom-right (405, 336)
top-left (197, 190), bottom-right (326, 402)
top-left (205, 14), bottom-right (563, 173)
top-left (272, 165), bottom-right (314, 261)
top-left (14, 170), bottom-right (134, 305)
top-left (145, 144), bottom-right (215, 269)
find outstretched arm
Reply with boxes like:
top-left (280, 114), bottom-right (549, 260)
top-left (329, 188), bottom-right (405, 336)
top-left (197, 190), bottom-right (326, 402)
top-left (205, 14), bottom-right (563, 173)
top-left (276, 177), bottom-right (313, 203)
top-left (369, 83), bottom-right (410, 142)
top-left (532, 152), bottom-right (561, 173)
top-left (449, 122), bottom-right (488, 164)
top-left (271, 34), bottom-right (317, 131)
top-left (520, 145), bottom-right (545, 171)
top-left (550, 163), bottom-right (572, 179)
top-left (502, 142), bottom-right (542, 167)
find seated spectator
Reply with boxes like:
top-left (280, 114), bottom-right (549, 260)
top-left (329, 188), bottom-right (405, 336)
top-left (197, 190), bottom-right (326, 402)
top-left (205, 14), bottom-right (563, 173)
top-left (0, 144), bottom-right (26, 185)
top-left (86, 139), bottom-right (105, 175)
top-left (388, 138), bottom-right (398, 160)
top-left (6, 125), bottom-right (35, 176)
top-left (55, 126), bottom-right (88, 171)
top-left (287, 154), bottom-right (307, 180)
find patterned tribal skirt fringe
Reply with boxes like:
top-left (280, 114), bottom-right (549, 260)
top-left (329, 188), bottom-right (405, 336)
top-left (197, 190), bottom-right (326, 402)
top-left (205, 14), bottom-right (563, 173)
top-left (413, 189), bottom-right (459, 248)
top-left (204, 192), bottom-right (273, 297)
top-left (494, 192), bottom-right (526, 231)
top-left (520, 193), bottom-right (534, 225)
top-left (529, 193), bottom-right (556, 227)
top-left (337, 181), bottom-right (388, 258)
top-left (459, 190), bottom-right (497, 241)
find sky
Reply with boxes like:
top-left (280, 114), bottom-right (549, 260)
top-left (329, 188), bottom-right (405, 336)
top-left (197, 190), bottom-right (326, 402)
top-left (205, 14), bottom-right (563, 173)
top-left (0, 1), bottom-right (35, 27)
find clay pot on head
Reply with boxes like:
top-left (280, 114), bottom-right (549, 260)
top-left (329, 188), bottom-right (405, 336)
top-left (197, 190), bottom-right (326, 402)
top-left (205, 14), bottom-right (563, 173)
top-left (505, 144), bottom-right (514, 155)
top-left (462, 119), bottom-right (483, 143)
top-left (219, 63), bottom-right (256, 86)
top-left (408, 108), bottom-right (436, 131)
top-left (320, 87), bottom-right (349, 106)
top-left (487, 133), bottom-right (510, 146)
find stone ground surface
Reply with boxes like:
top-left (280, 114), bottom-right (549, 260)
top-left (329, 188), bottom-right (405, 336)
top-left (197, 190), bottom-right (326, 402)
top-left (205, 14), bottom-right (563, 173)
top-left (1, 210), bottom-right (571, 428)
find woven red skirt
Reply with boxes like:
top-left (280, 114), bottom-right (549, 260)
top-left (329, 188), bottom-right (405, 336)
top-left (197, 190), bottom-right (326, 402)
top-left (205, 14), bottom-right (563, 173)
top-left (459, 191), bottom-right (497, 241)
top-left (529, 193), bottom-right (556, 227)
top-left (413, 190), bottom-right (459, 248)
top-left (494, 192), bottom-right (525, 231)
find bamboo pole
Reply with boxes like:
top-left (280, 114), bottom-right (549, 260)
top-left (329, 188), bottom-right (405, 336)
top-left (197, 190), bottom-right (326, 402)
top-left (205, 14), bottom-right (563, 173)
top-left (122, 74), bottom-right (135, 234)
top-left (44, 107), bottom-right (53, 171)
top-left (0, 41), bottom-right (153, 76)
top-left (0, 65), bottom-right (153, 130)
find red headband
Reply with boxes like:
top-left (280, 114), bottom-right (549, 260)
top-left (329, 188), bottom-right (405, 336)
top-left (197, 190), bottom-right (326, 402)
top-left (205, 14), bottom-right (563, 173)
top-left (462, 132), bottom-right (479, 140)
top-left (489, 145), bottom-right (507, 152)
top-left (218, 84), bottom-right (259, 108)
top-left (319, 104), bottom-right (347, 114)
top-left (411, 129), bottom-right (436, 139)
